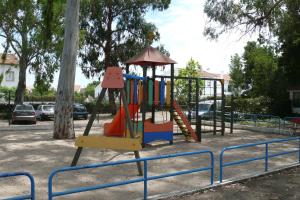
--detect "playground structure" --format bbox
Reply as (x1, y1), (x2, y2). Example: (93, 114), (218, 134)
(71, 46), (226, 170)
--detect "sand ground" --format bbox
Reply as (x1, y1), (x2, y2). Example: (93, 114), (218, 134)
(0, 119), (299, 199)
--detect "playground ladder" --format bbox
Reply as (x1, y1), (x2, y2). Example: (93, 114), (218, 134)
(173, 101), (199, 142)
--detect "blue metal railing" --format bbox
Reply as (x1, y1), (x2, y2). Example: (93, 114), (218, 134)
(219, 137), (300, 182)
(48, 150), (214, 200)
(0, 172), (35, 200)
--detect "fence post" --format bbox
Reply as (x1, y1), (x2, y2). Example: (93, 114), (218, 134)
(219, 151), (224, 183)
(298, 138), (300, 163)
(265, 143), (269, 172)
(143, 160), (148, 200)
(210, 152), (214, 185)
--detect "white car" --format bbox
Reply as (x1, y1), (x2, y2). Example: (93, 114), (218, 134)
(36, 105), (55, 120)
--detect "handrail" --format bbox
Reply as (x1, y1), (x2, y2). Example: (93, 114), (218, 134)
(0, 172), (35, 200)
(48, 150), (214, 200)
(219, 137), (300, 182)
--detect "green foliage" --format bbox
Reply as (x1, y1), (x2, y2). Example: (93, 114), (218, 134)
(0, 0), (64, 103)
(84, 81), (100, 98)
(229, 54), (244, 96)
(234, 96), (271, 114)
(175, 58), (203, 104)
(0, 86), (16, 101)
(243, 42), (278, 97)
(79, 0), (171, 77)
(203, 0), (284, 39)
(32, 74), (52, 97)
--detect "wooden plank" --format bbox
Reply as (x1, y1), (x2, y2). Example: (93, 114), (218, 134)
(75, 135), (142, 151)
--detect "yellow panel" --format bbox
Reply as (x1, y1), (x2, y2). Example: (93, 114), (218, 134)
(126, 129), (143, 142)
(75, 135), (142, 151)
(166, 81), (171, 106)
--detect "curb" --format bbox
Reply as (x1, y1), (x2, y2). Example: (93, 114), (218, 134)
(149, 163), (300, 200)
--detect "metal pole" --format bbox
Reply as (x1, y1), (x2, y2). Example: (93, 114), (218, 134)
(143, 160), (148, 200)
(265, 143), (269, 172)
(188, 79), (192, 122)
(170, 64), (174, 121)
(230, 95), (234, 134)
(152, 66), (155, 123)
(142, 67), (147, 147)
(213, 80), (217, 135)
(221, 80), (225, 136)
(196, 79), (200, 141)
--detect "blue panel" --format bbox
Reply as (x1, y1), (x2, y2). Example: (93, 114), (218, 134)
(160, 80), (165, 106)
(143, 131), (173, 144)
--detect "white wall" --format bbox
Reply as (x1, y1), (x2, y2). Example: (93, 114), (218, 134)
(0, 64), (19, 88)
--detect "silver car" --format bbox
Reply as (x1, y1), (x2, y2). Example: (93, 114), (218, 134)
(12, 104), (36, 124)
(36, 105), (55, 120)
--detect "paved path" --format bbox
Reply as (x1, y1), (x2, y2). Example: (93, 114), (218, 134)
(167, 166), (300, 200)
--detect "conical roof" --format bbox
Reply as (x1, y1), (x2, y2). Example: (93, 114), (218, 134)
(125, 46), (176, 67)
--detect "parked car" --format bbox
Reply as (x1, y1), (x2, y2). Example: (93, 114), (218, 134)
(185, 100), (222, 119)
(36, 104), (55, 120)
(12, 104), (36, 124)
(73, 104), (88, 120)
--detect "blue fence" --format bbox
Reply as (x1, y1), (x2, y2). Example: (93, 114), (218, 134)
(0, 172), (35, 200)
(48, 150), (214, 200)
(219, 137), (300, 182)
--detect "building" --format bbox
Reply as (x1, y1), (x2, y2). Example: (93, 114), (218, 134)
(199, 70), (231, 97)
(288, 86), (300, 114)
(0, 54), (19, 88)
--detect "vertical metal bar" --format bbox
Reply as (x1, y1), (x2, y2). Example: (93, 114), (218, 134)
(213, 81), (217, 135)
(219, 150), (224, 183)
(142, 68), (147, 147)
(48, 174), (53, 200)
(170, 64), (174, 121)
(210, 152), (214, 185)
(126, 64), (129, 74)
(188, 79), (192, 122)
(221, 80), (225, 136)
(143, 160), (148, 200)
(120, 89), (143, 176)
(298, 138), (300, 163)
(152, 66), (155, 123)
(265, 143), (269, 172)
(196, 79), (200, 141)
(230, 95), (234, 134)
(71, 88), (107, 166)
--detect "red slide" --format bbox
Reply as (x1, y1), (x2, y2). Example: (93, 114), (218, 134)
(104, 104), (139, 137)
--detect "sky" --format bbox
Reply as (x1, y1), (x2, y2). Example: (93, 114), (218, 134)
(2, 0), (257, 89)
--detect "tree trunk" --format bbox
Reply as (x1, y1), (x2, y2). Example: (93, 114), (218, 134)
(14, 56), (27, 104)
(53, 0), (80, 139)
(104, 3), (117, 115)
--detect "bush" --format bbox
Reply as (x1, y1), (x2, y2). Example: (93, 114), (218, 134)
(233, 96), (271, 114)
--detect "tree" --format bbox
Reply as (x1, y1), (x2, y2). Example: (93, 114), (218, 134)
(32, 74), (52, 100)
(0, 0), (63, 104)
(203, 0), (285, 39)
(229, 54), (244, 96)
(84, 81), (100, 98)
(53, 0), (80, 139)
(79, 0), (171, 113)
(242, 42), (278, 97)
(175, 58), (203, 103)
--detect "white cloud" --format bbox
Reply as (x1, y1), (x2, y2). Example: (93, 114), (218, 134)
(146, 0), (257, 73)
